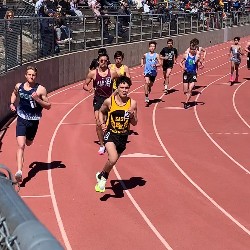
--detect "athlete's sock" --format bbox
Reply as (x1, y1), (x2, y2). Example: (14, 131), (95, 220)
(98, 171), (109, 180)
(145, 94), (148, 98)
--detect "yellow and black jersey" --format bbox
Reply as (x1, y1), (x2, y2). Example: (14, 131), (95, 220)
(106, 95), (131, 134)
(110, 64), (125, 91)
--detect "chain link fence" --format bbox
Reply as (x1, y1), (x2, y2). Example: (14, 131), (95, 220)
(0, 11), (249, 74)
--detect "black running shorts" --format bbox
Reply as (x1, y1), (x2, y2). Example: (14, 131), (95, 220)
(162, 62), (174, 71)
(104, 132), (128, 154)
(183, 71), (197, 83)
(16, 116), (39, 141)
(144, 73), (156, 83)
(93, 95), (107, 112)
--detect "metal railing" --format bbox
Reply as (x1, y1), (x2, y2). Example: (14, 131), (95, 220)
(0, 11), (249, 74)
(0, 164), (63, 250)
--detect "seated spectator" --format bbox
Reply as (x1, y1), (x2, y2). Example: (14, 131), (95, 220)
(100, 9), (114, 44)
(88, 0), (101, 18)
(54, 12), (72, 44)
(70, 0), (84, 20)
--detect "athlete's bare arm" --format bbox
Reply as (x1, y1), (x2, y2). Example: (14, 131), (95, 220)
(83, 70), (95, 93)
(33, 86), (51, 110)
(200, 47), (207, 60)
(99, 97), (111, 131)
(141, 53), (146, 67)
(124, 65), (131, 78)
(156, 54), (161, 67)
(179, 54), (187, 70)
(10, 83), (22, 112)
(245, 42), (250, 53)
(128, 99), (138, 126)
(111, 69), (119, 80)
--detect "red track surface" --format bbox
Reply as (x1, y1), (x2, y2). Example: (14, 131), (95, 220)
(1, 37), (250, 250)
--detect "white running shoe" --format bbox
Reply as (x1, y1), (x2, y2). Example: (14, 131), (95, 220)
(98, 146), (105, 155)
(95, 172), (107, 192)
(15, 170), (22, 183)
(145, 97), (149, 103)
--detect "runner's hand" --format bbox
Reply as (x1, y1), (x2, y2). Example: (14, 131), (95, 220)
(88, 87), (94, 93)
(31, 92), (39, 101)
(127, 109), (135, 119)
(10, 103), (16, 112)
(101, 123), (107, 132)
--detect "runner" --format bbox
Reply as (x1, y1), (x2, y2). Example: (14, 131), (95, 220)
(160, 38), (178, 94)
(109, 50), (130, 92)
(245, 40), (250, 70)
(89, 48), (109, 71)
(141, 41), (161, 106)
(83, 54), (118, 155)
(229, 36), (243, 84)
(95, 76), (138, 193)
(186, 38), (206, 67)
(180, 45), (200, 109)
(10, 65), (51, 182)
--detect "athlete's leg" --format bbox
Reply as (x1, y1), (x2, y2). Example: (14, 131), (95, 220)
(144, 76), (150, 103)
(186, 82), (195, 104)
(94, 110), (105, 153)
(95, 141), (120, 192)
(15, 136), (26, 182)
(164, 68), (172, 93)
(235, 63), (239, 81)
(230, 61), (235, 81)
(103, 141), (120, 174)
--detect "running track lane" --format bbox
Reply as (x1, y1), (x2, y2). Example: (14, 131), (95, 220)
(1, 37), (250, 249)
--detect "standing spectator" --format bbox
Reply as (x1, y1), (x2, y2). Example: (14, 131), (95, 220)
(117, 0), (130, 41)
(4, 10), (19, 69)
(40, 9), (55, 56)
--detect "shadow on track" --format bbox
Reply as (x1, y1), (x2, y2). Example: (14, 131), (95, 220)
(100, 177), (146, 201)
(20, 161), (66, 187)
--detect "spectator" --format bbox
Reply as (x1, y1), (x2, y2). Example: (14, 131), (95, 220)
(4, 10), (20, 69)
(117, 0), (130, 41)
(100, 9), (114, 45)
(40, 9), (55, 56)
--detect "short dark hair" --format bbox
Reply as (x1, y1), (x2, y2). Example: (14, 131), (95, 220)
(116, 76), (132, 88)
(234, 36), (240, 41)
(149, 41), (157, 47)
(190, 38), (199, 46)
(26, 65), (37, 74)
(167, 39), (173, 44)
(97, 54), (109, 61)
(114, 51), (124, 59)
(98, 48), (107, 55)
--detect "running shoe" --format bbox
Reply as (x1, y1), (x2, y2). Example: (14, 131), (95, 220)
(15, 170), (22, 183)
(145, 97), (149, 103)
(95, 172), (107, 192)
(98, 146), (105, 155)
(184, 103), (189, 109)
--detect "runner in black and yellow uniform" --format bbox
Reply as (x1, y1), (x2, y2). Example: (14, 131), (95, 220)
(95, 76), (138, 192)
(109, 51), (130, 92)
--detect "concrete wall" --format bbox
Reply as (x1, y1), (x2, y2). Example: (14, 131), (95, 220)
(1, 24), (249, 123)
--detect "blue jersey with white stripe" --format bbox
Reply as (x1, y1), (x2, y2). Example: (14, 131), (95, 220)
(17, 83), (43, 120)
(144, 52), (158, 76)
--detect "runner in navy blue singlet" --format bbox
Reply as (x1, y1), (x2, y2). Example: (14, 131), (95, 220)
(84, 54), (119, 155)
(10, 66), (51, 182)
(180, 46), (200, 109)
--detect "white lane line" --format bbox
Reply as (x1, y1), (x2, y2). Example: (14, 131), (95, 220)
(21, 195), (51, 198)
(232, 80), (250, 129)
(47, 84), (174, 249)
(47, 93), (93, 250)
(208, 132), (249, 135)
(194, 68), (250, 175)
(113, 167), (173, 250)
(153, 78), (250, 238)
